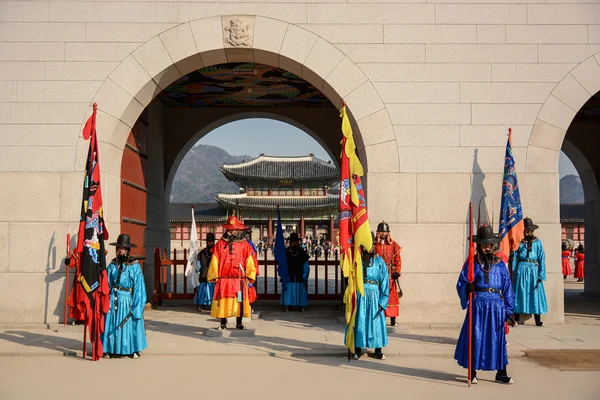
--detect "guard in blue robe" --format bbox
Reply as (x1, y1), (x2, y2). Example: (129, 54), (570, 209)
(194, 232), (216, 311)
(349, 240), (389, 360)
(281, 232), (310, 311)
(454, 224), (515, 384)
(101, 234), (148, 359)
(511, 217), (547, 326)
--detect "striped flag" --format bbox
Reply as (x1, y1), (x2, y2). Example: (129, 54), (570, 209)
(498, 128), (524, 262)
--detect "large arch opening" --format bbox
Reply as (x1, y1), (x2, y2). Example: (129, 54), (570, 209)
(82, 17), (396, 304)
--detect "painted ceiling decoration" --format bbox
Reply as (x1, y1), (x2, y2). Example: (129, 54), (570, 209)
(158, 63), (330, 107)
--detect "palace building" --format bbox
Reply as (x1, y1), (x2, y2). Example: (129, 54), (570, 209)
(170, 154), (339, 250)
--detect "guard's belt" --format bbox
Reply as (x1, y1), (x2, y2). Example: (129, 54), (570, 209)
(113, 286), (133, 293)
(475, 287), (502, 295)
(364, 280), (379, 285)
(521, 259), (539, 265)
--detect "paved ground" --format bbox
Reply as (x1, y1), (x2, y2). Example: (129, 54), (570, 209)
(0, 279), (598, 399)
(1, 355), (598, 400)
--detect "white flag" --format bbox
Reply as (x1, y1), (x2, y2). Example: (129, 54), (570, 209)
(184, 207), (200, 288)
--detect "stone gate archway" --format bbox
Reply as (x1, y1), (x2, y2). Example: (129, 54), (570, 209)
(528, 52), (600, 302)
(75, 15), (397, 297)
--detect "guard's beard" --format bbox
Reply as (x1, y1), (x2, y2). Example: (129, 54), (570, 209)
(478, 250), (493, 268)
(117, 252), (130, 263)
(228, 231), (243, 242)
(524, 233), (536, 241)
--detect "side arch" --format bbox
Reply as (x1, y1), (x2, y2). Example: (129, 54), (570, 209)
(528, 52), (600, 297)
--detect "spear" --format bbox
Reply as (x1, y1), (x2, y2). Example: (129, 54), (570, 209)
(64, 229), (70, 327)
(467, 202), (475, 387)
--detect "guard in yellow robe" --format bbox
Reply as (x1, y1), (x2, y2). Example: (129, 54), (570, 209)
(208, 215), (257, 330)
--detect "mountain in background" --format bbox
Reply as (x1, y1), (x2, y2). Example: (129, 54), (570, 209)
(560, 174), (584, 204)
(170, 144), (250, 203)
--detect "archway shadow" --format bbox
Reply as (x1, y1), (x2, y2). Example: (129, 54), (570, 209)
(0, 330), (83, 359)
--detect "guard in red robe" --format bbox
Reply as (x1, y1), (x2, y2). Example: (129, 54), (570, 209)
(374, 221), (402, 327)
(574, 244), (585, 282)
(561, 242), (572, 279)
(208, 215), (257, 330)
(245, 228), (260, 311)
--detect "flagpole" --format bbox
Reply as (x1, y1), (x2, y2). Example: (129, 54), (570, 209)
(467, 202), (474, 387)
(64, 231), (70, 327)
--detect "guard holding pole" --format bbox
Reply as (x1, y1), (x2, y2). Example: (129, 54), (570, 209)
(454, 221), (515, 385)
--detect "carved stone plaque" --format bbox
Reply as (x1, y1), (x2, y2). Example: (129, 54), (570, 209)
(222, 16), (255, 48)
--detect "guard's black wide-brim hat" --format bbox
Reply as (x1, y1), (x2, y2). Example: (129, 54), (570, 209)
(109, 233), (137, 248)
(472, 224), (501, 245)
(289, 232), (300, 242)
(523, 217), (539, 231)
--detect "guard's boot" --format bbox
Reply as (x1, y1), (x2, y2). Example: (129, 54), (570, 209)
(470, 370), (478, 384)
(236, 316), (244, 330)
(495, 370), (514, 384)
(219, 318), (227, 330)
(353, 347), (363, 360)
(374, 348), (386, 360)
(534, 314), (545, 327)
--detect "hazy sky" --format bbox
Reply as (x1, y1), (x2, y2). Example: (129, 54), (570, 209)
(198, 118), (333, 162)
(559, 151), (578, 178)
(196, 118), (579, 178)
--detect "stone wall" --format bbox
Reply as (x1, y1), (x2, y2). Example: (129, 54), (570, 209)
(2, 1), (600, 324)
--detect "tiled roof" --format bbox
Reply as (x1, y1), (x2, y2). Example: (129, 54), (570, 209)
(170, 202), (228, 223)
(560, 203), (585, 223)
(220, 154), (338, 183)
(215, 193), (338, 212)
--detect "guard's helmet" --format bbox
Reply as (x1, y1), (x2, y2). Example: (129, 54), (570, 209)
(377, 221), (390, 232)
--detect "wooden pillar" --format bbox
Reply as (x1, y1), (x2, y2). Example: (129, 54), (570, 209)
(180, 223), (184, 248)
(329, 216), (335, 244)
(313, 224), (318, 239)
(268, 216), (273, 244)
(300, 216), (305, 238)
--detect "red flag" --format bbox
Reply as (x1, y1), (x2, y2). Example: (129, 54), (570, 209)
(72, 103), (110, 361)
(339, 134), (353, 271)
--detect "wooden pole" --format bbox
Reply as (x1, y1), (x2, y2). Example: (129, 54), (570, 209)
(467, 202), (474, 387)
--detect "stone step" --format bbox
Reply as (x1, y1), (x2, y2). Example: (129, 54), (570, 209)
(225, 316), (252, 325)
(388, 325), (409, 334)
(205, 327), (256, 337)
